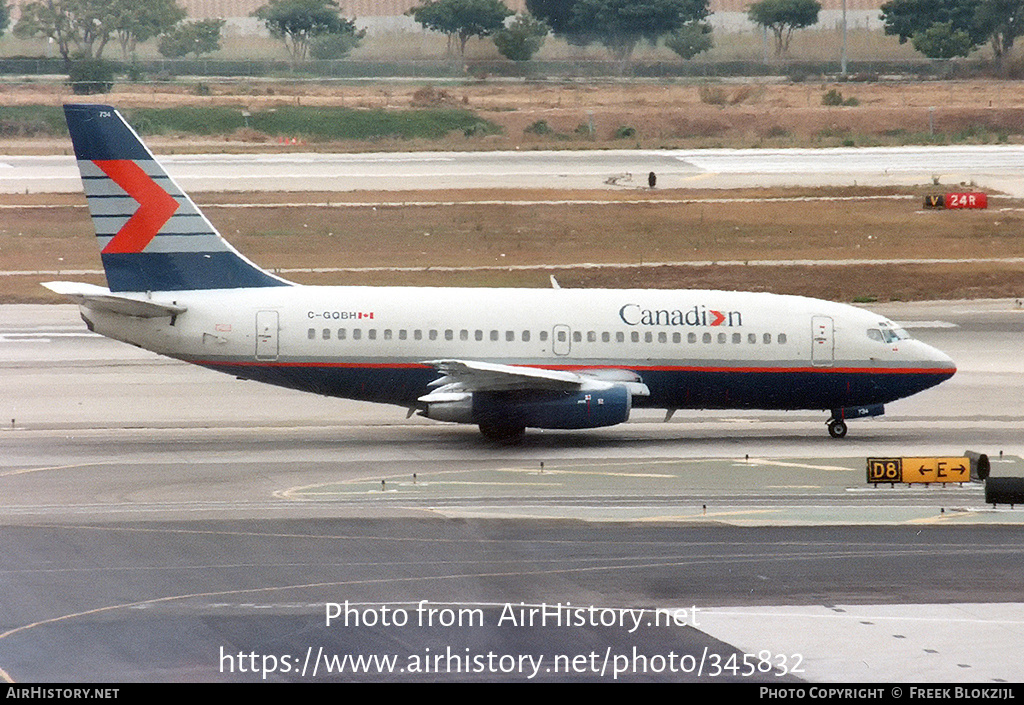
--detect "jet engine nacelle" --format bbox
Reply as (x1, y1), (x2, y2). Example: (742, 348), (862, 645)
(424, 386), (632, 430)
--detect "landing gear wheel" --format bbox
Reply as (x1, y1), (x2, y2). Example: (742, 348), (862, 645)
(479, 423), (526, 444)
(827, 419), (848, 439)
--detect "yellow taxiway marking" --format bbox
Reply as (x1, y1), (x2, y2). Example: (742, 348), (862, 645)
(0, 462), (108, 478)
(743, 459), (856, 472)
(495, 467), (675, 478)
(642, 509), (781, 522)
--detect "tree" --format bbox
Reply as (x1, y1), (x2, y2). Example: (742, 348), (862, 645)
(565, 0), (710, 62)
(408, 0), (513, 58)
(493, 13), (548, 61)
(525, 0), (578, 35)
(911, 20), (975, 58)
(879, 0), (984, 46)
(110, 0), (185, 60)
(309, 30), (362, 59)
(664, 20), (713, 59)
(0, 4), (10, 38)
(14, 0), (117, 65)
(880, 0), (1023, 66)
(974, 0), (1024, 68)
(254, 0), (363, 64)
(157, 19), (225, 59)
(747, 0), (821, 56)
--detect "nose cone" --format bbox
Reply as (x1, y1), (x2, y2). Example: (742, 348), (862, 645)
(922, 341), (956, 376)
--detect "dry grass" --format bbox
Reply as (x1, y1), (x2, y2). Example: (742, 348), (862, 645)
(3, 78), (1024, 153)
(4, 185), (1023, 303)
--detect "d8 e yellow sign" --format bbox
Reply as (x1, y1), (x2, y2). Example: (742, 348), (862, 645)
(867, 457), (970, 484)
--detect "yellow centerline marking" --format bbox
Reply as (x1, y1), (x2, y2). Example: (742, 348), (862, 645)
(0, 462), (109, 478)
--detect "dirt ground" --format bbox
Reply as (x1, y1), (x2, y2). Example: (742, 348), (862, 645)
(3, 185), (1022, 304)
(4, 78), (1024, 152)
(3, 79), (1023, 302)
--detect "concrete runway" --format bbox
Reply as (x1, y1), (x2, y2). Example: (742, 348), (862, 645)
(5, 146), (1024, 195)
(2, 301), (1023, 682)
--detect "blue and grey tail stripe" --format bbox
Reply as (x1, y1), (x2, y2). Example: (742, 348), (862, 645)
(65, 103), (293, 291)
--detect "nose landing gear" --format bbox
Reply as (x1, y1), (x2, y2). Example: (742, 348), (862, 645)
(827, 418), (848, 438)
(826, 404), (885, 438)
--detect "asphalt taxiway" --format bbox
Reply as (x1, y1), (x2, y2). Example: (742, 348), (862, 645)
(1, 301), (1023, 682)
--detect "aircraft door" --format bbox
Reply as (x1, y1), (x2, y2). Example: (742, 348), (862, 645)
(811, 315), (834, 367)
(256, 310), (279, 361)
(552, 324), (571, 356)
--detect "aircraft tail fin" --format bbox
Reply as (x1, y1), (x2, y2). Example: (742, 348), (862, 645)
(63, 104), (291, 292)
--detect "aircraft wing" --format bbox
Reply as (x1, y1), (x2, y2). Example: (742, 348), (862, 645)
(420, 359), (650, 399)
(42, 281), (187, 318)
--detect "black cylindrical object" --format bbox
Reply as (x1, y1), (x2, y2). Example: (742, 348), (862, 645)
(985, 477), (1024, 506)
(965, 451), (990, 481)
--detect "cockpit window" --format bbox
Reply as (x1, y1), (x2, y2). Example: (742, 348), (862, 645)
(870, 324), (911, 343)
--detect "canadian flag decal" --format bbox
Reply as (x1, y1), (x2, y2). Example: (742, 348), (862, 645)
(94, 160), (179, 254)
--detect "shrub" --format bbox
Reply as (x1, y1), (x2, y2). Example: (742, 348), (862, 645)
(524, 120), (553, 135)
(67, 58), (117, 95)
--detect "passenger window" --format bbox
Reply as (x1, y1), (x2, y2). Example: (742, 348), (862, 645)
(353, 329), (362, 340)
(672, 332), (680, 344)
(414, 330), (422, 340)
(703, 332), (711, 343)
(338, 329), (346, 340)
(573, 331), (582, 343)
(322, 329), (330, 340)
(733, 333), (741, 344)
(460, 330), (469, 341)
(779, 333), (787, 344)
(588, 331), (596, 343)
(631, 332), (640, 343)
(688, 332), (696, 343)
(430, 330), (438, 341)
(522, 330), (531, 342)
(540, 331), (548, 342)
(399, 330), (407, 340)
(474, 330), (482, 341)
(616, 332), (625, 343)
(307, 328), (315, 340)
(717, 332), (726, 344)
(658, 332), (667, 343)
(557, 331), (566, 342)
(505, 331), (514, 342)
(763, 333), (771, 344)
(748, 333), (756, 344)
(445, 329), (453, 341)
(383, 329), (392, 340)
(368, 330), (377, 340)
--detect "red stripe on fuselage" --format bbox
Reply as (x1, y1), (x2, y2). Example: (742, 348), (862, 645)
(187, 360), (954, 376)
(94, 160), (179, 254)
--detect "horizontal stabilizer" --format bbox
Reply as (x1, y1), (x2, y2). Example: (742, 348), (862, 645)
(42, 281), (186, 318)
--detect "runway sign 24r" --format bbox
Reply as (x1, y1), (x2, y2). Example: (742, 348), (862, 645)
(866, 457), (970, 484)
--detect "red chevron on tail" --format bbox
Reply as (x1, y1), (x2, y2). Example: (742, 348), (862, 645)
(94, 159), (179, 254)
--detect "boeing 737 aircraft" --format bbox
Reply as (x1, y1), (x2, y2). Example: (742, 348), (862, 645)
(46, 104), (956, 441)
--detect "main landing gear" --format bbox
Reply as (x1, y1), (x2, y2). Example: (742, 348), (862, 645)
(479, 423), (526, 444)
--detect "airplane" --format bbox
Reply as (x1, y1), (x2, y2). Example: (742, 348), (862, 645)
(45, 104), (956, 442)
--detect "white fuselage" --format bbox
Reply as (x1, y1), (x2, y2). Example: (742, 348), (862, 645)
(80, 284), (956, 413)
